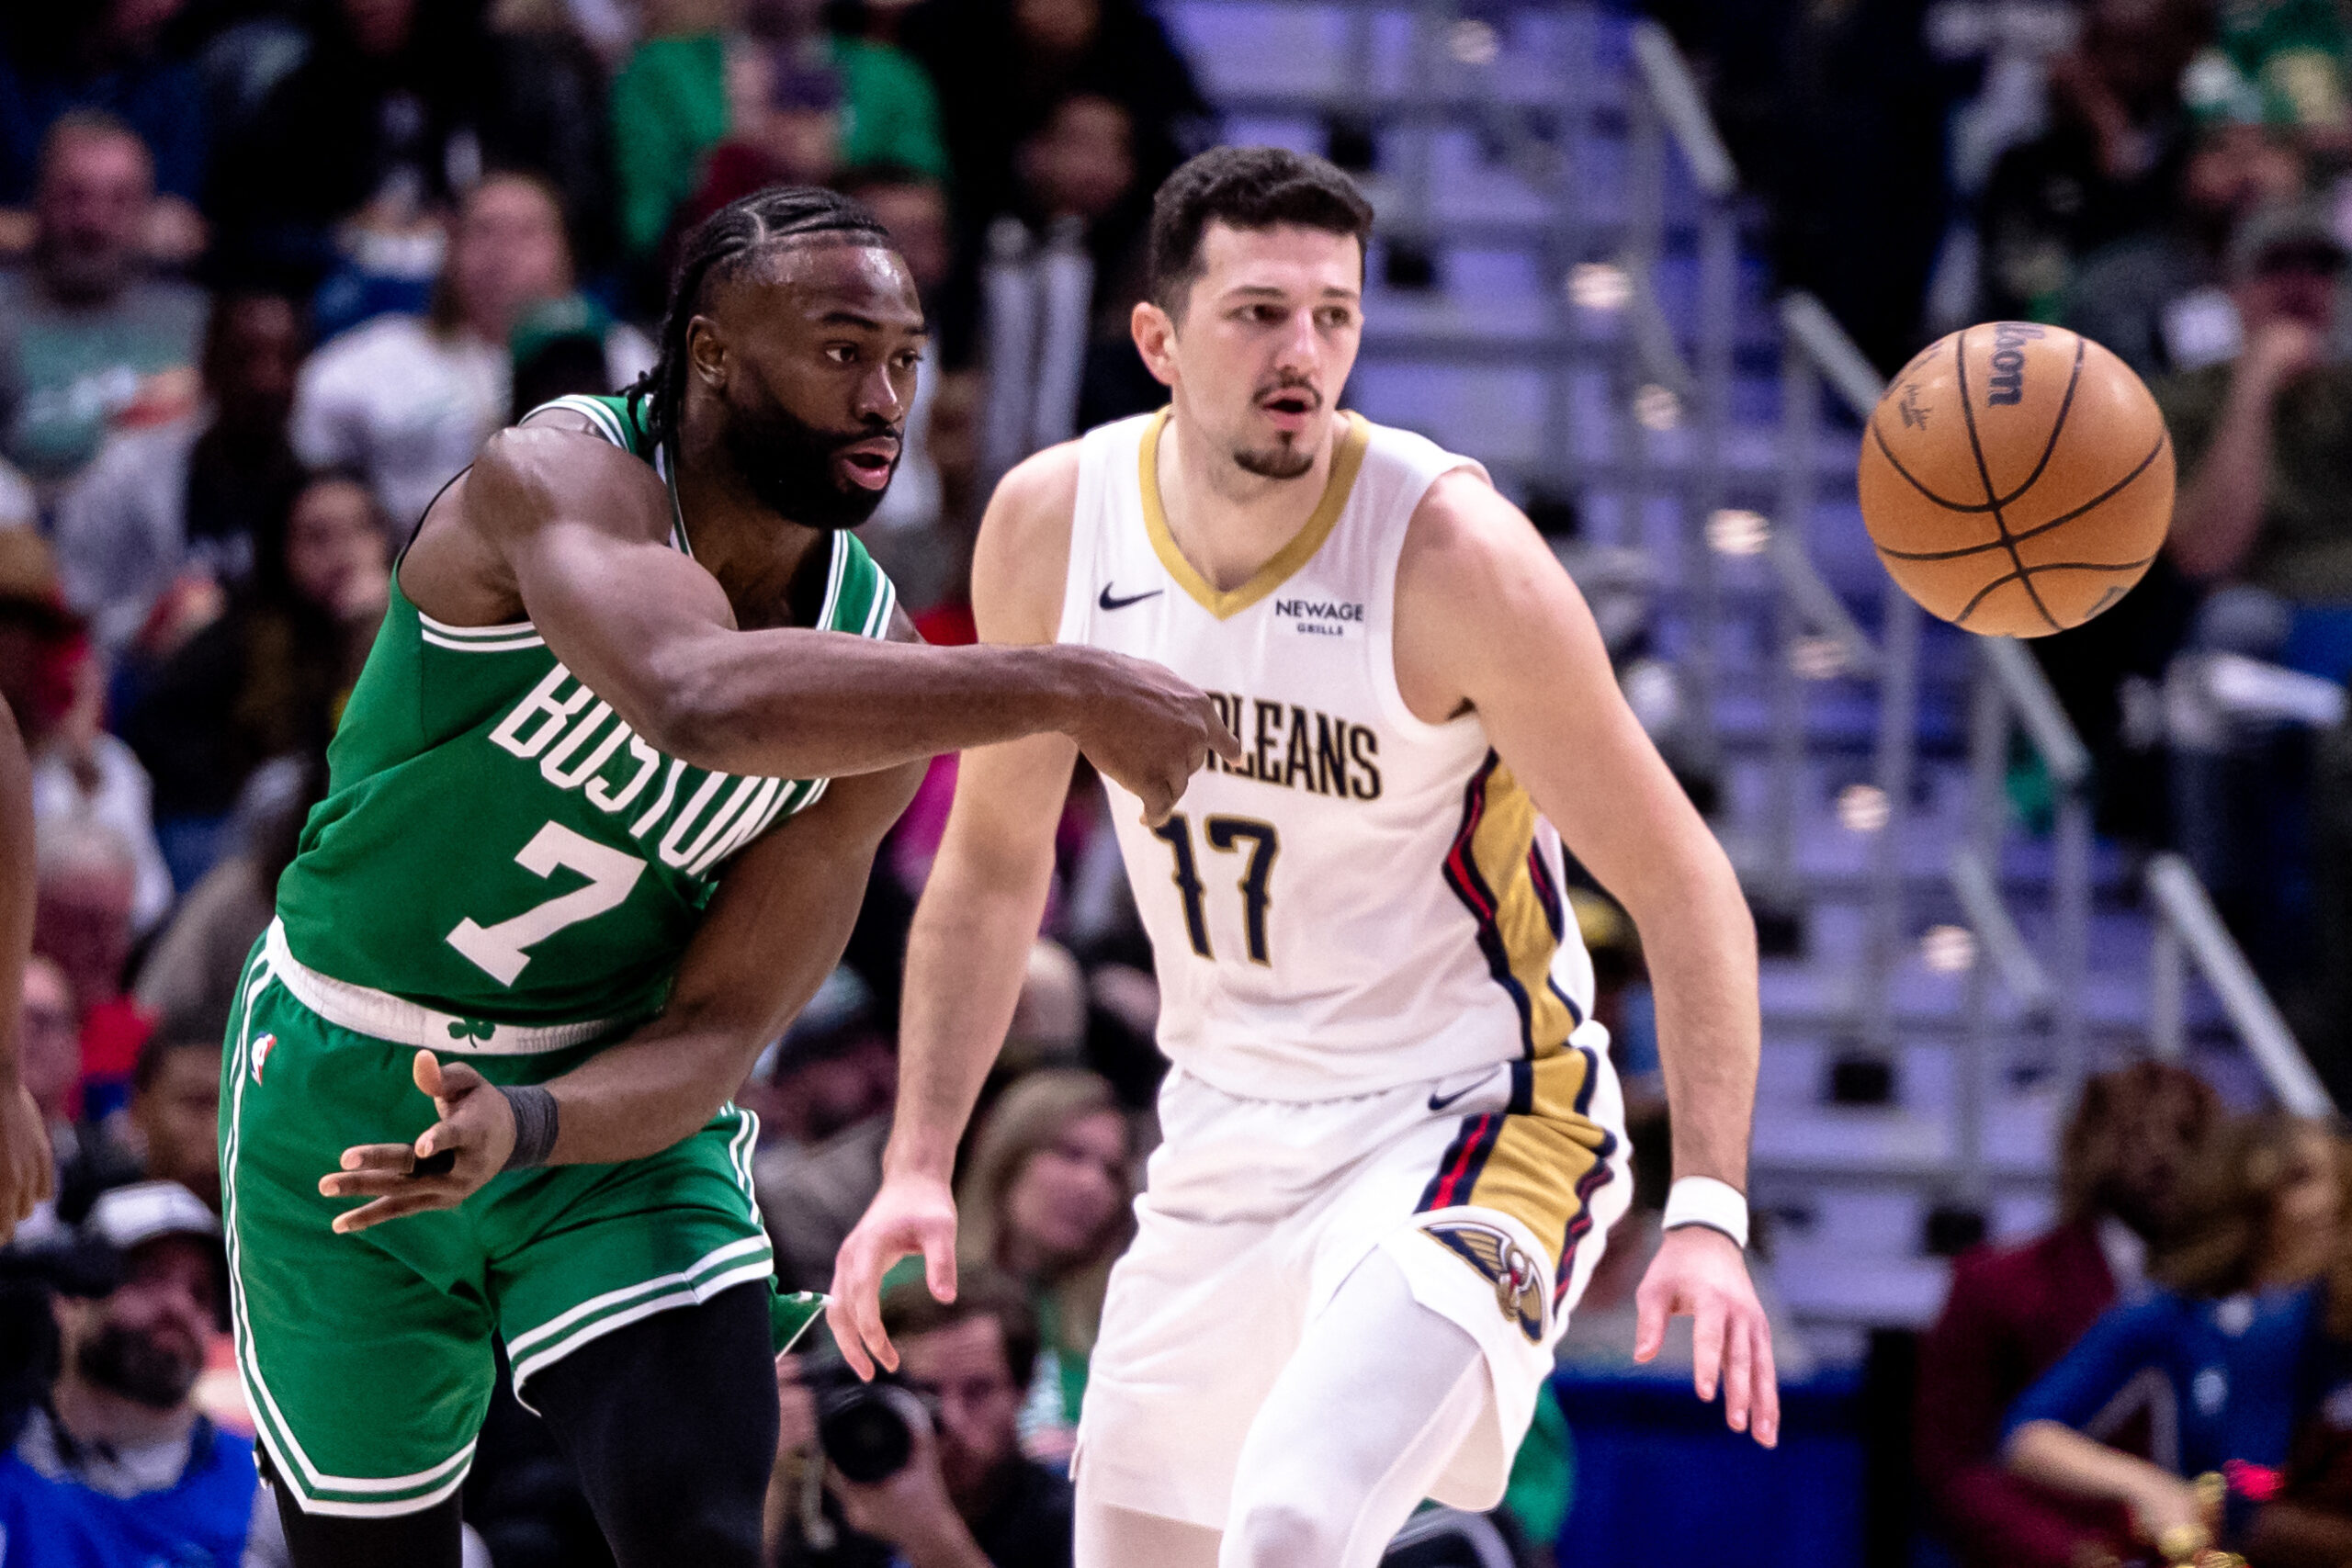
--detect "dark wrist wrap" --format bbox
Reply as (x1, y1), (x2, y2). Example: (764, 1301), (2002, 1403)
(499, 1085), (560, 1170)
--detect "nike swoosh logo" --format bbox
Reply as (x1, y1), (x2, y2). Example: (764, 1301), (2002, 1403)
(1428, 1080), (1487, 1112)
(1098, 585), (1164, 612)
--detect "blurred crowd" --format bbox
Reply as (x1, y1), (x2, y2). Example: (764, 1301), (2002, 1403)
(12, 0), (2352, 1565)
(1662, 0), (2352, 1103)
(0, 0), (1225, 1562)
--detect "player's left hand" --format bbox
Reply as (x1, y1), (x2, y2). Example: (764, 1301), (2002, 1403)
(320, 1052), (515, 1233)
(1634, 1224), (1780, 1448)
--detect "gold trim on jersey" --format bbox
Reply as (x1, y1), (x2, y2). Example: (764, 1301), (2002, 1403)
(1442, 752), (1581, 1059)
(1418, 1051), (1618, 1313)
(1136, 406), (1372, 620)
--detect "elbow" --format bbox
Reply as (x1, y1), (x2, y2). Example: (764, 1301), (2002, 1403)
(639, 682), (729, 772)
(634, 651), (763, 773)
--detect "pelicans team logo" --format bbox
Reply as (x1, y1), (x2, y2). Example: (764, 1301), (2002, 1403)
(1427, 1220), (1546, 1342)
(250, 1033), (276, 1086)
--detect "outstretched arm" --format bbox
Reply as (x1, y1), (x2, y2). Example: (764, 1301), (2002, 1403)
(446, 424), (1235, 820)
(320, 711), (928, 1232)
(2002, 1301), (2209, 1551)
(1396, 470), (1774, 1445)
(0, 696), (52, 1242)
(2005, 1423), (2206, 1550)
(827, 445), (1087, 1378)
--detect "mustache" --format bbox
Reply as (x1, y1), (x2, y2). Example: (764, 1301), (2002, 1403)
(820, 416), (904, 448)
(1252, 375), (1322, 410)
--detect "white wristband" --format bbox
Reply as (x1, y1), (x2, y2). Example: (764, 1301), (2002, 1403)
(1662, 1177), (1749, 1250)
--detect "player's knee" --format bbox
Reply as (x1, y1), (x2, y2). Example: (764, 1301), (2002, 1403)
(1225, 1494), (1347, 1568)
(605, 1494), (761, 1568)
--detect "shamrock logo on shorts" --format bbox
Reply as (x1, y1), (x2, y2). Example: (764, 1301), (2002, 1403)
(447, 1018), (497, 1043)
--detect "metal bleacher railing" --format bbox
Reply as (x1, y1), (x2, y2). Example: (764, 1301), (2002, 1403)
(1619, 16), (2332, 1181)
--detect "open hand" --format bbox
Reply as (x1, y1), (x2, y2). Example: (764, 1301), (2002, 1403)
(827, 1170), (959, 1380)
(319, 1052), (515, 1233)
(1634, 1224), (1780, 1447)
(0, 1080), (53, 1245)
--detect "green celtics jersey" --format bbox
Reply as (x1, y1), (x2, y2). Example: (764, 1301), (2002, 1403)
(273, 393), (899, 1028)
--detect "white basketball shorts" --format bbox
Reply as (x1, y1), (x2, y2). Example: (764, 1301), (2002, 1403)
(1071, 1035), (1632, 1529)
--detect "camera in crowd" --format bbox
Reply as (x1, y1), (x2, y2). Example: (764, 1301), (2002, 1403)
(799, 1359), (934, 1483)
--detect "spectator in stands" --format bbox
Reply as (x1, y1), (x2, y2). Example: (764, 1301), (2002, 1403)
(2004, 1113), (2349, 1561)
(507, 294), (627, 422)
(0, 5), (209, 267)
(33, 818), (153, 1123)
(0, 112), (203, 492)
(291, 174), (643, 533)
(673, 51), (852, 235)
(609, 0), (948, 280)
(1916, 1061), (2221, 1568)
(61, 1016), (221, 1221)
(478, 0), (625, 276)
(2163, 199), (2352, 608)
(2156, 198), (2352, 966)
(205, 0), (492, 290)
(2033, 115), (2306, 851)
(956, 1068), (1132, 1456)
(753, 967), (899, 1294)
(1, 530), (174, 933)
(899, 0), (1208, 366)
(2196, 0), (2352, 156)
(2248, 1393), (2352, 1566)
(1975, 0), (2209, 323)
(53, 289), (308, 657)
(2064, 115), (2306, 382)
(1017, 92), (1165, 430)
(17, 955), (81, 1210)
(120, 471), (387, 884)
(135, 755), (319, 1031)
(0, 1180), (256, 1568)
(773, 1267), (1073, 1566)
(836, 164), (972, 610)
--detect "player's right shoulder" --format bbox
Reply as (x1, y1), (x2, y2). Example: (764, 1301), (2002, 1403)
(971, 440), (1083, 645)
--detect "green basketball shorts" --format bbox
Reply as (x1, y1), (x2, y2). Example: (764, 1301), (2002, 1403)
(219, 930), (792, 1517)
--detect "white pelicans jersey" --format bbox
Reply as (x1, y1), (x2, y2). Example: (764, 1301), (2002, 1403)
(1057, 408), (1602, 1101)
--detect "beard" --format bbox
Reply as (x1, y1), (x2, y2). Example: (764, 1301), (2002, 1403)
(1233, 440), (1317, 480)
(721, 389), (899, 532)
(1232, 373), (1323, 480)
(78, 1322), (201, 1411)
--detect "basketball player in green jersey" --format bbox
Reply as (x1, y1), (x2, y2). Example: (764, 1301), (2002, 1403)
(217, 188), (1237, 1568)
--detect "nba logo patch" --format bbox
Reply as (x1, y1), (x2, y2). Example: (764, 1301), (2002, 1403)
(1426, 1219), (1546, 1343)
(251, 1034), (276, 1085)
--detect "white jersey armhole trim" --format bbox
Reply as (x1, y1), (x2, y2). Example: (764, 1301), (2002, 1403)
(1055, 430), (1118, 646)
(1366, 449), (1492, 743)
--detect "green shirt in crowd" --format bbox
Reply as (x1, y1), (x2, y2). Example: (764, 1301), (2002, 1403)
(610, 32), (951, 260)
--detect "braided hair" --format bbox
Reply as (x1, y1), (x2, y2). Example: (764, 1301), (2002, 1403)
(626, 186), (893, 454)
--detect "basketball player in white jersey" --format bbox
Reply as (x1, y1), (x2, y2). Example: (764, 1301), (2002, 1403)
(831, 147), (1775, 1566)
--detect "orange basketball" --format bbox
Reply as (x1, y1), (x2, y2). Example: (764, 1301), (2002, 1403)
(1857, 322), (2174, 637)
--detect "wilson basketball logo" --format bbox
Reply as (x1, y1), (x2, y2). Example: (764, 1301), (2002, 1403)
(1984, 321), (2042, 406)
(1857, 323), (2175, 638)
